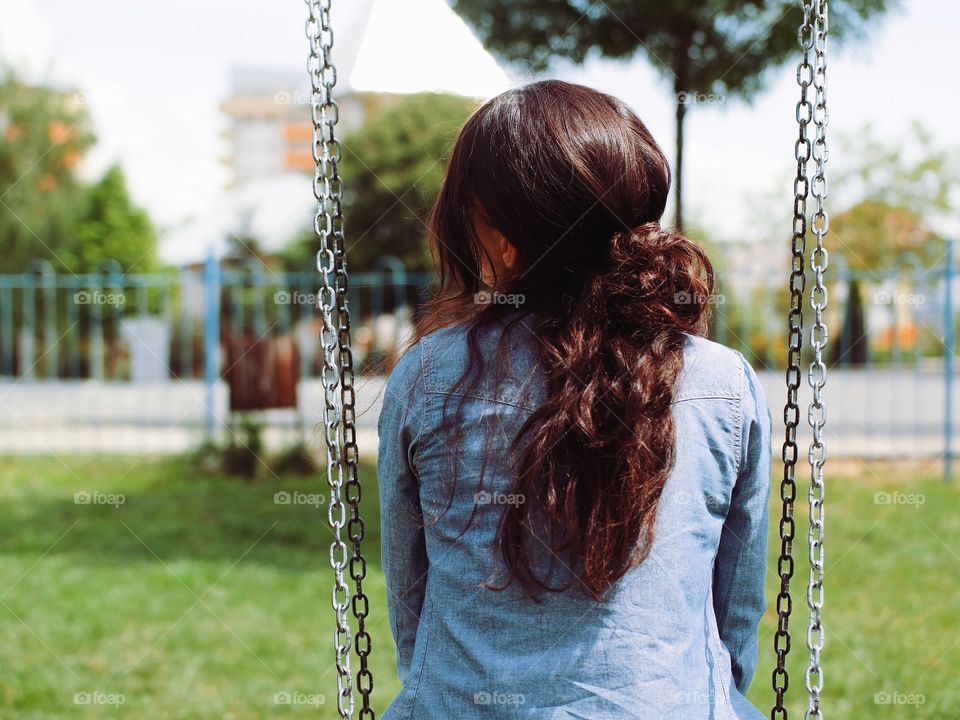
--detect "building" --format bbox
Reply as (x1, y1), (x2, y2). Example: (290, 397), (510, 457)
(219, 0), (512, 189)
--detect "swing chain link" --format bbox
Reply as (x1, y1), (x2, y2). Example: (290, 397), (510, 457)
(326, 11), (376, 717)
(306, 1), (375, 717)
(805, 1), (829, 718)
(771, 2), (814, 718)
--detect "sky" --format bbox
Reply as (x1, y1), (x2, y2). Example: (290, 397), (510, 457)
(0, 0), (956, 265)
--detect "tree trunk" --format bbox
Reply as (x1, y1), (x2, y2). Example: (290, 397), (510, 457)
(672, 37), (691, 233)
(674, 86), (686, 232)
(833, 277), (868, 367)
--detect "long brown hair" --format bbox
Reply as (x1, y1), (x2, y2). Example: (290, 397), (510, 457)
(412, 80), (714, 602)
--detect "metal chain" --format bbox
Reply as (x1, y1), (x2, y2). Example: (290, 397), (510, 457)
(306, 1), (354, 717)
(771, 3), (813, 718)
(804, 1), (829, 718)
(338, 246), (377, 719)
(330, 48), (377, 720)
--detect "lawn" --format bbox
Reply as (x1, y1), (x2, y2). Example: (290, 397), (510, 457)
(0, 455), (957, 718)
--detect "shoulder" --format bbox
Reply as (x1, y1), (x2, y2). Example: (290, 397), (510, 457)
(675, 333), (744, 400)
(418, 321), (471, 361)
(675, 332), (752, 403)
(676, 333), (772, 440)
(384, 338), (426, 399)
(407, 316), (543, 409)
(675, 334), (772, 472)
(385, 321), (498, 395)
(384, 321), (474, 395)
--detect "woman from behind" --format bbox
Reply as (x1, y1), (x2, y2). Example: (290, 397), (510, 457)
(378, 79), (773, 720)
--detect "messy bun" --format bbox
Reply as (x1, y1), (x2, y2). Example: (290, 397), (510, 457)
(593, 221), (713, 336)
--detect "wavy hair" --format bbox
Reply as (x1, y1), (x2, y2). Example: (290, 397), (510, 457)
(411, 80), (714, 601)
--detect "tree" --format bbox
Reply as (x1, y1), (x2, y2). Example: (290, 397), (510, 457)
(59, 164), (159, 274)
(281, 92), (478, 274)
(450, 0), (895, 230)
(831, 200), (934, 271)
(830, 121), (959, 272)
(828, 123), (959, 365)
(0, 72), (95, 273)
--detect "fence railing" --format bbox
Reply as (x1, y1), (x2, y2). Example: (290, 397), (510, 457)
(0, 255), (431, 383)
(0, 248), (957, 470)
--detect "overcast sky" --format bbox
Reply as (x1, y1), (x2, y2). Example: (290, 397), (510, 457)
(0, 0), (956, 264)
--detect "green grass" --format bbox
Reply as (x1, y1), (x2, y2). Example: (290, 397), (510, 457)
(0, 456), (957, 718)
(750, 463), (960, 719)
(0, 456), (398, 719)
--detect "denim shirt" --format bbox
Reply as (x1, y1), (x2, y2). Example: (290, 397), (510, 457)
(377, 317), (773, 719)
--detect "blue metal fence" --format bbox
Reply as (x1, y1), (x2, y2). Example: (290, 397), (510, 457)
(0, 256), (432, 383)
(0, 250), (956, 471)
(0, 254), (432, 455)
(709, 242), (958, 477)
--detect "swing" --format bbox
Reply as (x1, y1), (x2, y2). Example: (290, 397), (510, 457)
(771, 2), (830, 719)
(304, 1), (832, 718)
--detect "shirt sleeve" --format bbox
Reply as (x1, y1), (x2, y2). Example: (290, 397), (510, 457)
(377, 341), (429, 685)
(712, 352), (773, 694)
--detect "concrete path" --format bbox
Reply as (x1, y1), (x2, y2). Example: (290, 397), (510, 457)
(0, 369), (955, 461)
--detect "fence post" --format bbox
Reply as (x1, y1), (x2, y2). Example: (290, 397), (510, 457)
(0, 284), (12, 376)
(945, 238), (955, 484)
(27, 260), (57, 378)
(204, 248), (221, 442)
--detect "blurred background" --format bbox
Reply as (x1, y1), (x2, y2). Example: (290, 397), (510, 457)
(0, 0), (958, 718)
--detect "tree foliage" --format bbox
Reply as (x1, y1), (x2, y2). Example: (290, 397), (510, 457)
(451, 0), (896, 228)
(826, 123), (958, 366)
(0, 72), (95, 273)
(831, 200), (932, 271)
(453, 0), (893, 92)
(831, 122), (959, 270)
(59, 164), (159, 274)
(282, 92), (478, 274)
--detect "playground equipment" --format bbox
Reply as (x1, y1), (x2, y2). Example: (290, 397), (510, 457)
(306, 1), (835, 717)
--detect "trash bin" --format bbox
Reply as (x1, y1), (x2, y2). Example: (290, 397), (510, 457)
(223, 334), (299, 411)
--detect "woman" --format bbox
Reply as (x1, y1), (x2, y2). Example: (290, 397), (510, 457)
(377, 79), (772, 720)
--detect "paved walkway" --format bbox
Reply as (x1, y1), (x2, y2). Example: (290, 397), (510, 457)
(0, 369), (955, 460)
